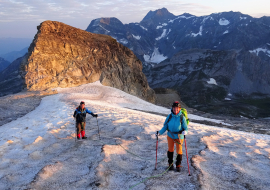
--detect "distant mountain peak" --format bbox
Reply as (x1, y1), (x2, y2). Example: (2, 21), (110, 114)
(181, 13), (194, 17)
(86, 17), (124, 33)
(141, 7), (175, 22)
(99, 17), (123, 25)
(156, 8), (170, 16)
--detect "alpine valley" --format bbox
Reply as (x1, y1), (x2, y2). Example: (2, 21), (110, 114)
(86, 8), (270, 118)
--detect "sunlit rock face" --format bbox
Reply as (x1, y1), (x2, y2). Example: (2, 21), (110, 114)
(0, 21), (155, 103)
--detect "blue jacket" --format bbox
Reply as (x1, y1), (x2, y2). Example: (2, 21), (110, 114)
(159, 110), (188, 139)
(73, 107), (93, 122)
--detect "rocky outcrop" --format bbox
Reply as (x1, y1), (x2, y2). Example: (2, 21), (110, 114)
(0, 21), (155, 103)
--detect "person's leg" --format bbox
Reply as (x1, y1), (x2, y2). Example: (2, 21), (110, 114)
(167, 136), (175, 170)
(175, 139), (184, 172)
(81, 122), (87, 139)
(77, 123), (82, 139)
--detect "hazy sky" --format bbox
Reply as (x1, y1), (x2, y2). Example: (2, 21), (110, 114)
(0, 0), (269, 38)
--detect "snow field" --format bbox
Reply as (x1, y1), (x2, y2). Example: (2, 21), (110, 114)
(190, 26), (203, 37)
(0, 81), (270, 189)
(249, 48), (270, 57)
(192, 124), (270, 189)
(219, 18), (230, 25)
(207, 78), (218, 85)
(143, 48), (167, 63)
(132, 34), (141, 40)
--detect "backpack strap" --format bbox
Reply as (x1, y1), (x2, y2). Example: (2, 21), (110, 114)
(165, 114), (172, 131)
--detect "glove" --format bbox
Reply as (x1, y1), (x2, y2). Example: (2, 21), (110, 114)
(155, 131), (159, 137)
(94, 114), (98, 118)
(182, 131), (188, 135)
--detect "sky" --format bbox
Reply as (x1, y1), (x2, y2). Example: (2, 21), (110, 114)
(0, 0), (270, 39)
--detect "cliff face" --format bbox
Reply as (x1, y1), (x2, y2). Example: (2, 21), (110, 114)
(0, 21), (155, 102)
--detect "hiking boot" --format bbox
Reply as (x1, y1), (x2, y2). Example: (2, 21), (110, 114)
(77, 137), (80, 140)
(176, 165), (182, 172)
(168, 163), (174, 171)
(176, 154), (182, 167)
(82, 137), (87, 139)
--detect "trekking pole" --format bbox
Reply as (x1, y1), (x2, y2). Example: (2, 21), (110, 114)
(74, 120), (77, 142)
(155, 131), (158, 170)
(184, 135), (191, 176)
(96, 117), (100, 140)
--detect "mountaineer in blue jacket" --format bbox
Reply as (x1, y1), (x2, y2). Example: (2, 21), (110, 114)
(157, 101), (188, 172)
(73, 101), (98, 139)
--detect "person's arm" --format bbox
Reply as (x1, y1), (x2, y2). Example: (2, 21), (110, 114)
(73, 110), (77, 118)
(85, 108), (92, 115)
(159, 115), (170, 135)
(181, 116), (188, 135)
(86, 109), (98, 117)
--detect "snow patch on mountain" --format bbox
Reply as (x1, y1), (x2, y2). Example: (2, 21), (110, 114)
(156, 23), (168, 29)
(143, 48), (167, 63)
(202, 16), (213, 24)
(240, 16), (247, 20)
(249, 48), (270, 57)
(99, 24), (110, 33)
(219, 18), (230, 25)
(119, 39), (128, 44)
(140, 25), (148, 31)
(207, 78), (218, 85)
(191, 26), (203, 37)
(132, 34), (141, 40)
(155, 29), (170, 40)
(169, 15), (194, 23)
(223, 30), (229, 34)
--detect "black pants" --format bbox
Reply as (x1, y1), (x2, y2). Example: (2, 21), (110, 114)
(76, 122), (85, 137)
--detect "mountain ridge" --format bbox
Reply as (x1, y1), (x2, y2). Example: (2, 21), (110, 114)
(0, 57), (10, 72)
(86, 8), (270, 64)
